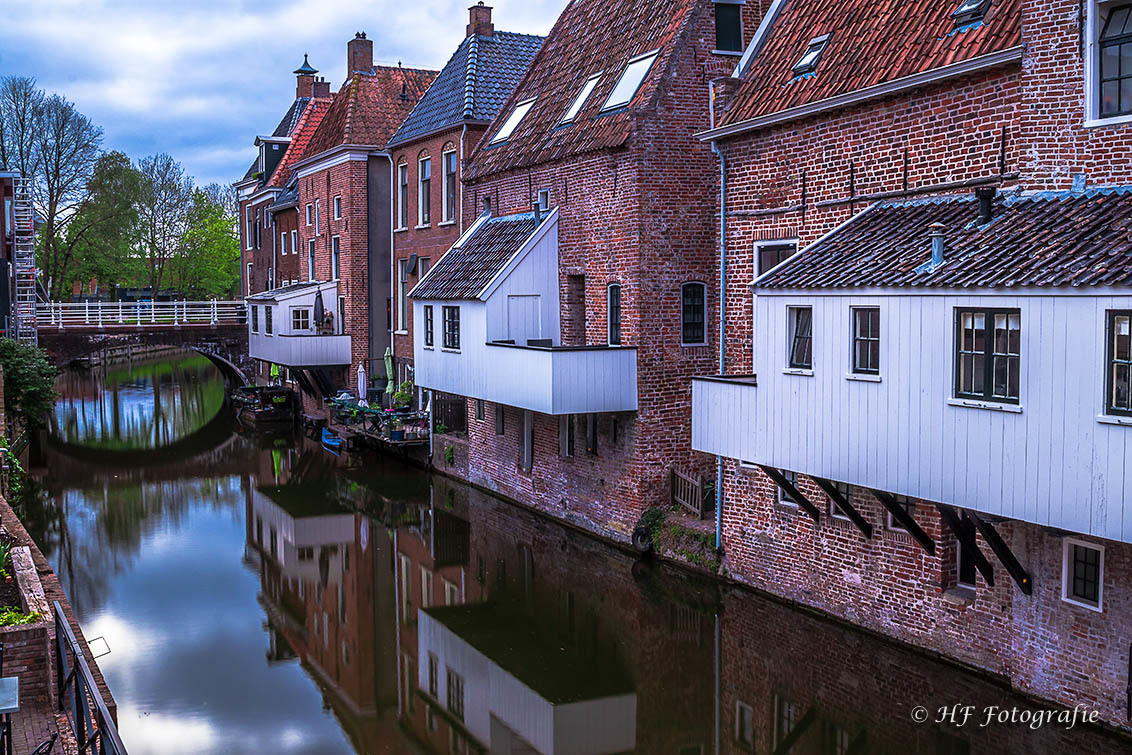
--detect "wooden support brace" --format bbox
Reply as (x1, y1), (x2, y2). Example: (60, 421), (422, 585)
(970, 512), (1033, 595)
(771, 707), (816, 755)
(937, 504), (995, 587)
(869, 489), (935, 556)
(812, 477), (873, 539)
(758, 465), (821, 523)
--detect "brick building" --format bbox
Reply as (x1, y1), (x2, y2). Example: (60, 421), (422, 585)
(385, 4), (542, 390)
(411, 0), (767, 538)
(241, 35), (435, 399)
(692, 0), (1132, 731)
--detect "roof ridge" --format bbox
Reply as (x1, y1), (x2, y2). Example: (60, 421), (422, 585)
(464, 34), (480, 120)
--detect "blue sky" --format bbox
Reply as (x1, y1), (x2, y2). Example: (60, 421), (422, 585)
(0, 0), (561, 187)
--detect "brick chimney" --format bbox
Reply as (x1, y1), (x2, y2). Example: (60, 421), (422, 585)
(348, 32), (373, 74)
(467, 2), (494, 37)
(294, 54), (318, 99)
(312, 77), (331, 98)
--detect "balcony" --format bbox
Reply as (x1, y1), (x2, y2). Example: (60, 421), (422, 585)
(416, 339), (638, 415)
(690, 375), (758, 461)
(249, 331), (352, 367)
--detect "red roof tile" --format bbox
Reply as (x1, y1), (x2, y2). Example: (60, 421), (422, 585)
(302, 65), (436, 160)
(719, 0), (1021, 128)
(464, 0), (702, 181)
(268, 97), (332, 188)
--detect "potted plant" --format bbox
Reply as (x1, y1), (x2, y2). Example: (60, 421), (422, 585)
(390, 416), (405, 442)
(392, 379), (414, 410)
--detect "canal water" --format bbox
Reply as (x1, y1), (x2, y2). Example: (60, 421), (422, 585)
(25, 349), (1132, 754)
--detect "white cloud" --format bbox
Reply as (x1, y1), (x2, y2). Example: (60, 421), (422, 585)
(1, 0), (564, 186)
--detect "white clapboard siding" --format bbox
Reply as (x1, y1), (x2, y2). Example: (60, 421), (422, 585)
(248, 331), (352, 366)
(693, 289), (1132, 543)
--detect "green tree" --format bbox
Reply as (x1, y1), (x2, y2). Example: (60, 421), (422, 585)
(167, 189), (240, 298)
(0, 339), (57, 429)
(63, 151), (144, 294)
(135, 153), (193, 294)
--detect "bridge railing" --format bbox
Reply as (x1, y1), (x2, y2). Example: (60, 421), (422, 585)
(38, 300), (246, 329)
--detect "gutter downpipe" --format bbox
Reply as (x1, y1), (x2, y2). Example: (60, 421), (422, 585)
(711, 139), (726, 553)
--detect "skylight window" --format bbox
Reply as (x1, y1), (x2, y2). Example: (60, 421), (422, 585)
(490, 98), (536, 144)
(952, 0), (991, 25)
(792, 34), (830, 76)
(601, 50), (660, 111)
(560, 73), (602, 125)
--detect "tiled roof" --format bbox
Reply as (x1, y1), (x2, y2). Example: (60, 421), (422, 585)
(463, 0), (700, 181)
(246, 280), (326, 301)
(272, 97), (310, 138)
(268, 97), (332, 188)
(410, 212), (539, 299)
(387, 31), (544, 148)
(719, 0), (1021, 128)
(756, 189), (1132, 289)
(237, 97), (311, 184)
(302, 66), (436, 160)
(267, 185), (299, 212)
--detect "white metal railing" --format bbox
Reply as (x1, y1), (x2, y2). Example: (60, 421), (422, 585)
(37, 300), (247, 329)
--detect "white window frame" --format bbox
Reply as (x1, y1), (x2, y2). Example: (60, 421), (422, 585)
(331, 235), (341, 280)
(1084, 1), (1132, 127)
(396, 163), (409, 230)
(490, 97), (536, 144)
(1062, 538), (1105, 612)
(279, 231), (286, 256)
(250, 304), (259, 333)
(786, 305), (814, 374)
(291, 230), (297, 258)
(307, 239), (316, 280)
(290, 306), (311, 332)
(734, 700), (754, 748)
(537, 188), (550, 211)
(886, 496), (916, 532)
(560, 73), (602, 125)
(418, 156), (431, 226)
(754, 238), (799, 277)
(306, 203), (313, 226)
(397, 258), (409, 332)
(849, 305), (882, 378)
(245, 262), (253, 295)
(314, 199), (320, 234)
(601, 50), (660, 112)
(442, 148), (457, 224)
(245, 207), (253, 249)
(828, 482), (853, 522)
(778, 470), (798, 507)
(333, 195), (342, 219)
(713, 0), (746, 55)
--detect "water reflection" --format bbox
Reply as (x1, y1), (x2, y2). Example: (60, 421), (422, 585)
(51, 349), (225, 450)
(31, 358), (1132, 754)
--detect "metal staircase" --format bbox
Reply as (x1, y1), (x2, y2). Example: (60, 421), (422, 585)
(11, 176), (37, 344)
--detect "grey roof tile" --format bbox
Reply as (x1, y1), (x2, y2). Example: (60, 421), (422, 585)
(387, 31), (544, 148)
(758, 189), (1132, 289)
(410, 212), (540, 299)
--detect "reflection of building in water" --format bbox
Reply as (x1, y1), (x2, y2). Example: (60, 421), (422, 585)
(245, 447), (400, 751)
(418, 603), (636, 754)
(394, 478), (716, 755)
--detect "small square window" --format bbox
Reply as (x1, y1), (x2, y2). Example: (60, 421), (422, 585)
(423, 305), (434, 347)
(442, 306), (460, 349)
(851, 307), (880, 375)
(955, 308), (1020, 403)
(778, 470), (799, 506)
(291, 307), (310, 331)
(333, 195), (342, 219)
(756, 241), (797, 275)
(787, 306), (813, 369)
(886, 495), (915, 532)
(828, 482), (853, 521)
(792, 34), (830, 76)
(1062, 539), (1104, 611)
(537, 188), (550, 211)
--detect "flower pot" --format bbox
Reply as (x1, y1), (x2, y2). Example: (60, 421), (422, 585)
(391, 429), (405, 442)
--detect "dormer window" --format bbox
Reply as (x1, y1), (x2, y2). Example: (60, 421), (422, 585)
(792, 35), (830, 76)
(560, 73), (602, 125)
(601, 50), (660, 112)
(490, 98), (536, 144)
(951, 0), (991, 26)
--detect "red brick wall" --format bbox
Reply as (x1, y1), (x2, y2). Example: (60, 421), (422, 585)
(452, 0), (753, 538)
(391, 124), (488, 377)
(297, 159), (372, 379)
(1019, 0), (1132, 189)
(274, 207), (301, 285)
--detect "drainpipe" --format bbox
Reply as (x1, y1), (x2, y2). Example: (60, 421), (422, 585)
(711, 140), (726, 552)
(459, 124), (468, 232)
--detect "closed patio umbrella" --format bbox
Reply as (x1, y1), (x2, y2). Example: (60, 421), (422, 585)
(313, 288), (325, 329)
(357, 363), (367, 402)
(384, 347), (395, 396)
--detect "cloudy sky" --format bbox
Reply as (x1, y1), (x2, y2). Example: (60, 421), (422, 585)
(0, 0), (562, 187)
